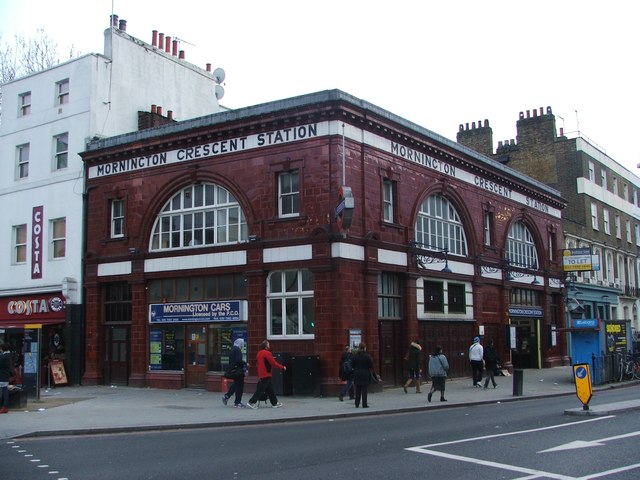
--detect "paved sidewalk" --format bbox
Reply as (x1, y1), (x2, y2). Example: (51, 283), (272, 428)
(1, 366), (637, 439)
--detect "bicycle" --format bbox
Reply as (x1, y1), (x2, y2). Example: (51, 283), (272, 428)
(618, 353), (640, 381)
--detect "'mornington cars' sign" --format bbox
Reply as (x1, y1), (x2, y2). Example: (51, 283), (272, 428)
(149, 301), (242, 323)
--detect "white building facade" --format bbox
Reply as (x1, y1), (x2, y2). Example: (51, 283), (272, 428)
(0, 16), (225, 387)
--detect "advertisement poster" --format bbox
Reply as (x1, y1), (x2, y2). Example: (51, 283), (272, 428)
(50, 359), (68, 385)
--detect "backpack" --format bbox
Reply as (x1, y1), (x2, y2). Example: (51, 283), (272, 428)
(342, 359), (354, 376)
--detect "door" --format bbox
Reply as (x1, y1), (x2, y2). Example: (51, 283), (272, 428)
(104, 325), (129, 385)
(378, 321), (403, 386)
(420, 321), (474, 378)
(186, 325), (207, 387)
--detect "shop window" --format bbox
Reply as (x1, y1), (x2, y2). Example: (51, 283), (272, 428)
(378, 273), (402, 318)
(278, 170), (299, 218)
(267, 269), (314, 338)
(149, 326), (184, 371)
(207, 325), (247, 372)
(150, 183), (247, 251)
(415, 194), (468, 256)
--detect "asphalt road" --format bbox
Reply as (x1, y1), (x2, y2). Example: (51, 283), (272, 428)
(3, 387), (640, 480)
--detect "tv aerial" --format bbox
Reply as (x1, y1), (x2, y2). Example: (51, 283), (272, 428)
(212, 67), (225, 100)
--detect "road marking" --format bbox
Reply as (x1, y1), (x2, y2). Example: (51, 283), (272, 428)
(540, 430), (640, 453)
(574, 462), (640, 480)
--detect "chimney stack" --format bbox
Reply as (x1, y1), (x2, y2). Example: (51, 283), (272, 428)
(119, 19), (127, 31)
(179, 50), (185, 60)
(152, 30), (158, 47)
(172, 40), (178, 56)
(165, 36), (171, 53)
(110, 14), (119, 27)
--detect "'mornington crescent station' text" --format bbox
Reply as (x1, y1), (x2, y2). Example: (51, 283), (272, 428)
(93, 124), (318, 177)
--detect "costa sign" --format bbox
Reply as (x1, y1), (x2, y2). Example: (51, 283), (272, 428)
(5, 296), (65, 316)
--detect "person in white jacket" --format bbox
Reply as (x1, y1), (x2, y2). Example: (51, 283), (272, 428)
(469, 336), (484, 387)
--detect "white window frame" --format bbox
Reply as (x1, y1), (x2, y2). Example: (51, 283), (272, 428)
(615, 215), (621, 239)
(56, 79), (69, 105)
(383, 179), (394, 223)
(591, 203), (599, 230)
(13, 224), (27, 264)
(636, 224), (640, 247)
(588, 161), (595, 182)
(415, 194), (468, 256)
(601, 169), (607, 189)
(53, 133), (69, 170)
(278, 170), (299, 218)
(150, 183), (247, 251)
(111, 199), (125, 238)
(19, 91), (31, 116)
(484, 211), (494, 246)
(267, 269), (314, 339)
(613, 177), (618, 195)
(50, 217), (66, 259)
(506, 221), (539, 268)
(16, 143), (30, 179)
(603, 209), (610, 235)
(626, 220), (632, 243)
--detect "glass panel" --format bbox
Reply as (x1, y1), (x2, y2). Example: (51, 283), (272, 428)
(302, 297), (314, 334)
(270, 272), (282, 293)
(286, 298), (299, 335)
(285, 271), (298, 292)
(270, 299), (283, 335)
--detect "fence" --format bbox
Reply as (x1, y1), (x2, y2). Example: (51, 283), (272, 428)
(590, 352), (638, 385)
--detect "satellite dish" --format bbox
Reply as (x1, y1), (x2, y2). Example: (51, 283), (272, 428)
(215, 84), (225, 100)
(212, 67), (225, 85)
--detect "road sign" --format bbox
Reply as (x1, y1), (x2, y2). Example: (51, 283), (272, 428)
(573, 363), (592, 409)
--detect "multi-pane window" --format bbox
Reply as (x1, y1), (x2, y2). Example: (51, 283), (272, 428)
(53, 133), (69, 170)
(626, 220), (632, 243)
(636, 224), (640, 246)
(51, 218), (66, 259)
(588, 161), (595, 182)
(484, 211), (494, 246)
(603, 209), (610, 235)
(506, 221), (539, 268)
(17, 144), (30, 178)
(383, 179), (394, 223)
(378, 273), (402, 318)
(19, 92), (31, 116)
(111, 199), (124, 238)
(612, 178), (618, 195)
(591, 203), (599, 230)
(278, 170), (299, 217)
(150, 183), (247, 250)
(267, 269), (314, 338)
(148, 274), (247, 303)
(13, 224), (27, 264)
(56, 79), (69, 105)
(415, 194), (468, 256)
(615, 215), (621, 239)
(601, 169), (607, 189)
(104, 282), (132, 323)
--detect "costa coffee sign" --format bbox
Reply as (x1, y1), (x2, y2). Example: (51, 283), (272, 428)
(32, 206), (43, 279)
(1, 294), (65, 319)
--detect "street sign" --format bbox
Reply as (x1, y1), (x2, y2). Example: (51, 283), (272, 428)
(562, 248), (593, 272)
(573, 363), (592, 409)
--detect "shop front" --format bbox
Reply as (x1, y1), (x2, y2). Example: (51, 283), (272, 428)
(0, 293), (67, 396)
(147, 300), (248, 389)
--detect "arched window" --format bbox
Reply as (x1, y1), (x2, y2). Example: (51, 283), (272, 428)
(506, 221), (539, 267)
(150, 183), (247, 251)
(415, 194), (467, 256)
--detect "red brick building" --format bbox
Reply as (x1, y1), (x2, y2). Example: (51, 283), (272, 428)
(81, 90), (567, 392)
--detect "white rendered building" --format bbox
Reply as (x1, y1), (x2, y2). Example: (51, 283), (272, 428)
(0, 16), (225, 387)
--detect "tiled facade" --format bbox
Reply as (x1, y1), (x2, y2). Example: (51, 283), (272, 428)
(82, 91), (566, 392)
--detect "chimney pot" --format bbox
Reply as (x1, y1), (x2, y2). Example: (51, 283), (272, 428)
(560, 127), (564, 137)
(151, 104), (157, 114)
(119, 19), (127, 31)
(152, 30), (158, 47)
(167, 110), (173, 120)
(539, 107), (544, 116)
(526, 110), (531, 118)
(165, 36), (171, 53)
(179, 50), (185, 60)
(110, 14), (119, 27)
(172, 40), (178, 56)
(206, 63), (212, 72)
(157, 106), (163, 116)
(158, 33), (165, 48)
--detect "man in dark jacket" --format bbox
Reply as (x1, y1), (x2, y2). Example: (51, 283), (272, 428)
(247, 340), (286, 409)
(483, 339), (499, 389)
(338, 345), (355, 401)
(0, 343), (15, 414)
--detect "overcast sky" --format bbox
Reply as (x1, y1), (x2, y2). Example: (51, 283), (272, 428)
(2, 0), (639, 177)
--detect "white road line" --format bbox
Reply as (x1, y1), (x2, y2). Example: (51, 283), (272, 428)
(405, 447), (576, 480)
(574, 462), (640, 480)
(540, 430), (640, 453)
(412, 415), (614, 449)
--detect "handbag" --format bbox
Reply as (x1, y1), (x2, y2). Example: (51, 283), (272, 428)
(223, 365), (244, 379)
(370, 371), (382, 384)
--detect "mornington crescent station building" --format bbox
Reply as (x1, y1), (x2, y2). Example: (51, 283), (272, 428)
(81, 90), (567, 392)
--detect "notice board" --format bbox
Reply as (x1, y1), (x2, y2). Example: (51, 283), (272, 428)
(50, 359), (68, 385)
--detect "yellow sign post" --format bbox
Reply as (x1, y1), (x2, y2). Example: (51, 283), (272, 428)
(573, 363), (592, 410)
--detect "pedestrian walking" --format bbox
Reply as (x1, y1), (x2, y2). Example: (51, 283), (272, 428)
(247, 340), (286, 409)
(222, 338), (249, 408)
(0, 343), (15, 414)
(403, 340), (422, 393)
(427, 346), (449, 402)
(469, 336), (484, 387)
(352, 342), (374, 408)
(338, 345), (355, 401)
(483, 339), (499, 389)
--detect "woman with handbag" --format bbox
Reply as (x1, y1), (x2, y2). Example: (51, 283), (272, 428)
(352, 342), (374, 408)
(222, 338), (249, 408)
(427, 345), (449, 403)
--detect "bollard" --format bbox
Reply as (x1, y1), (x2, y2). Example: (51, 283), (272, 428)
(513, 369), (524, 396)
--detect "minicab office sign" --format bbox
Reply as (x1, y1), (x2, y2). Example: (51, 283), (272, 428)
(149, 301), (242, 323)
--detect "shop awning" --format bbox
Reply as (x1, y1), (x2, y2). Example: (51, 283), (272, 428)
(0, 318), (65, 329)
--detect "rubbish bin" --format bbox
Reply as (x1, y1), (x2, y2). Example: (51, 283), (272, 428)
(513, 369), (524, 396)
(291, 355), (320, 396)
(271, 353), (292, 395)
